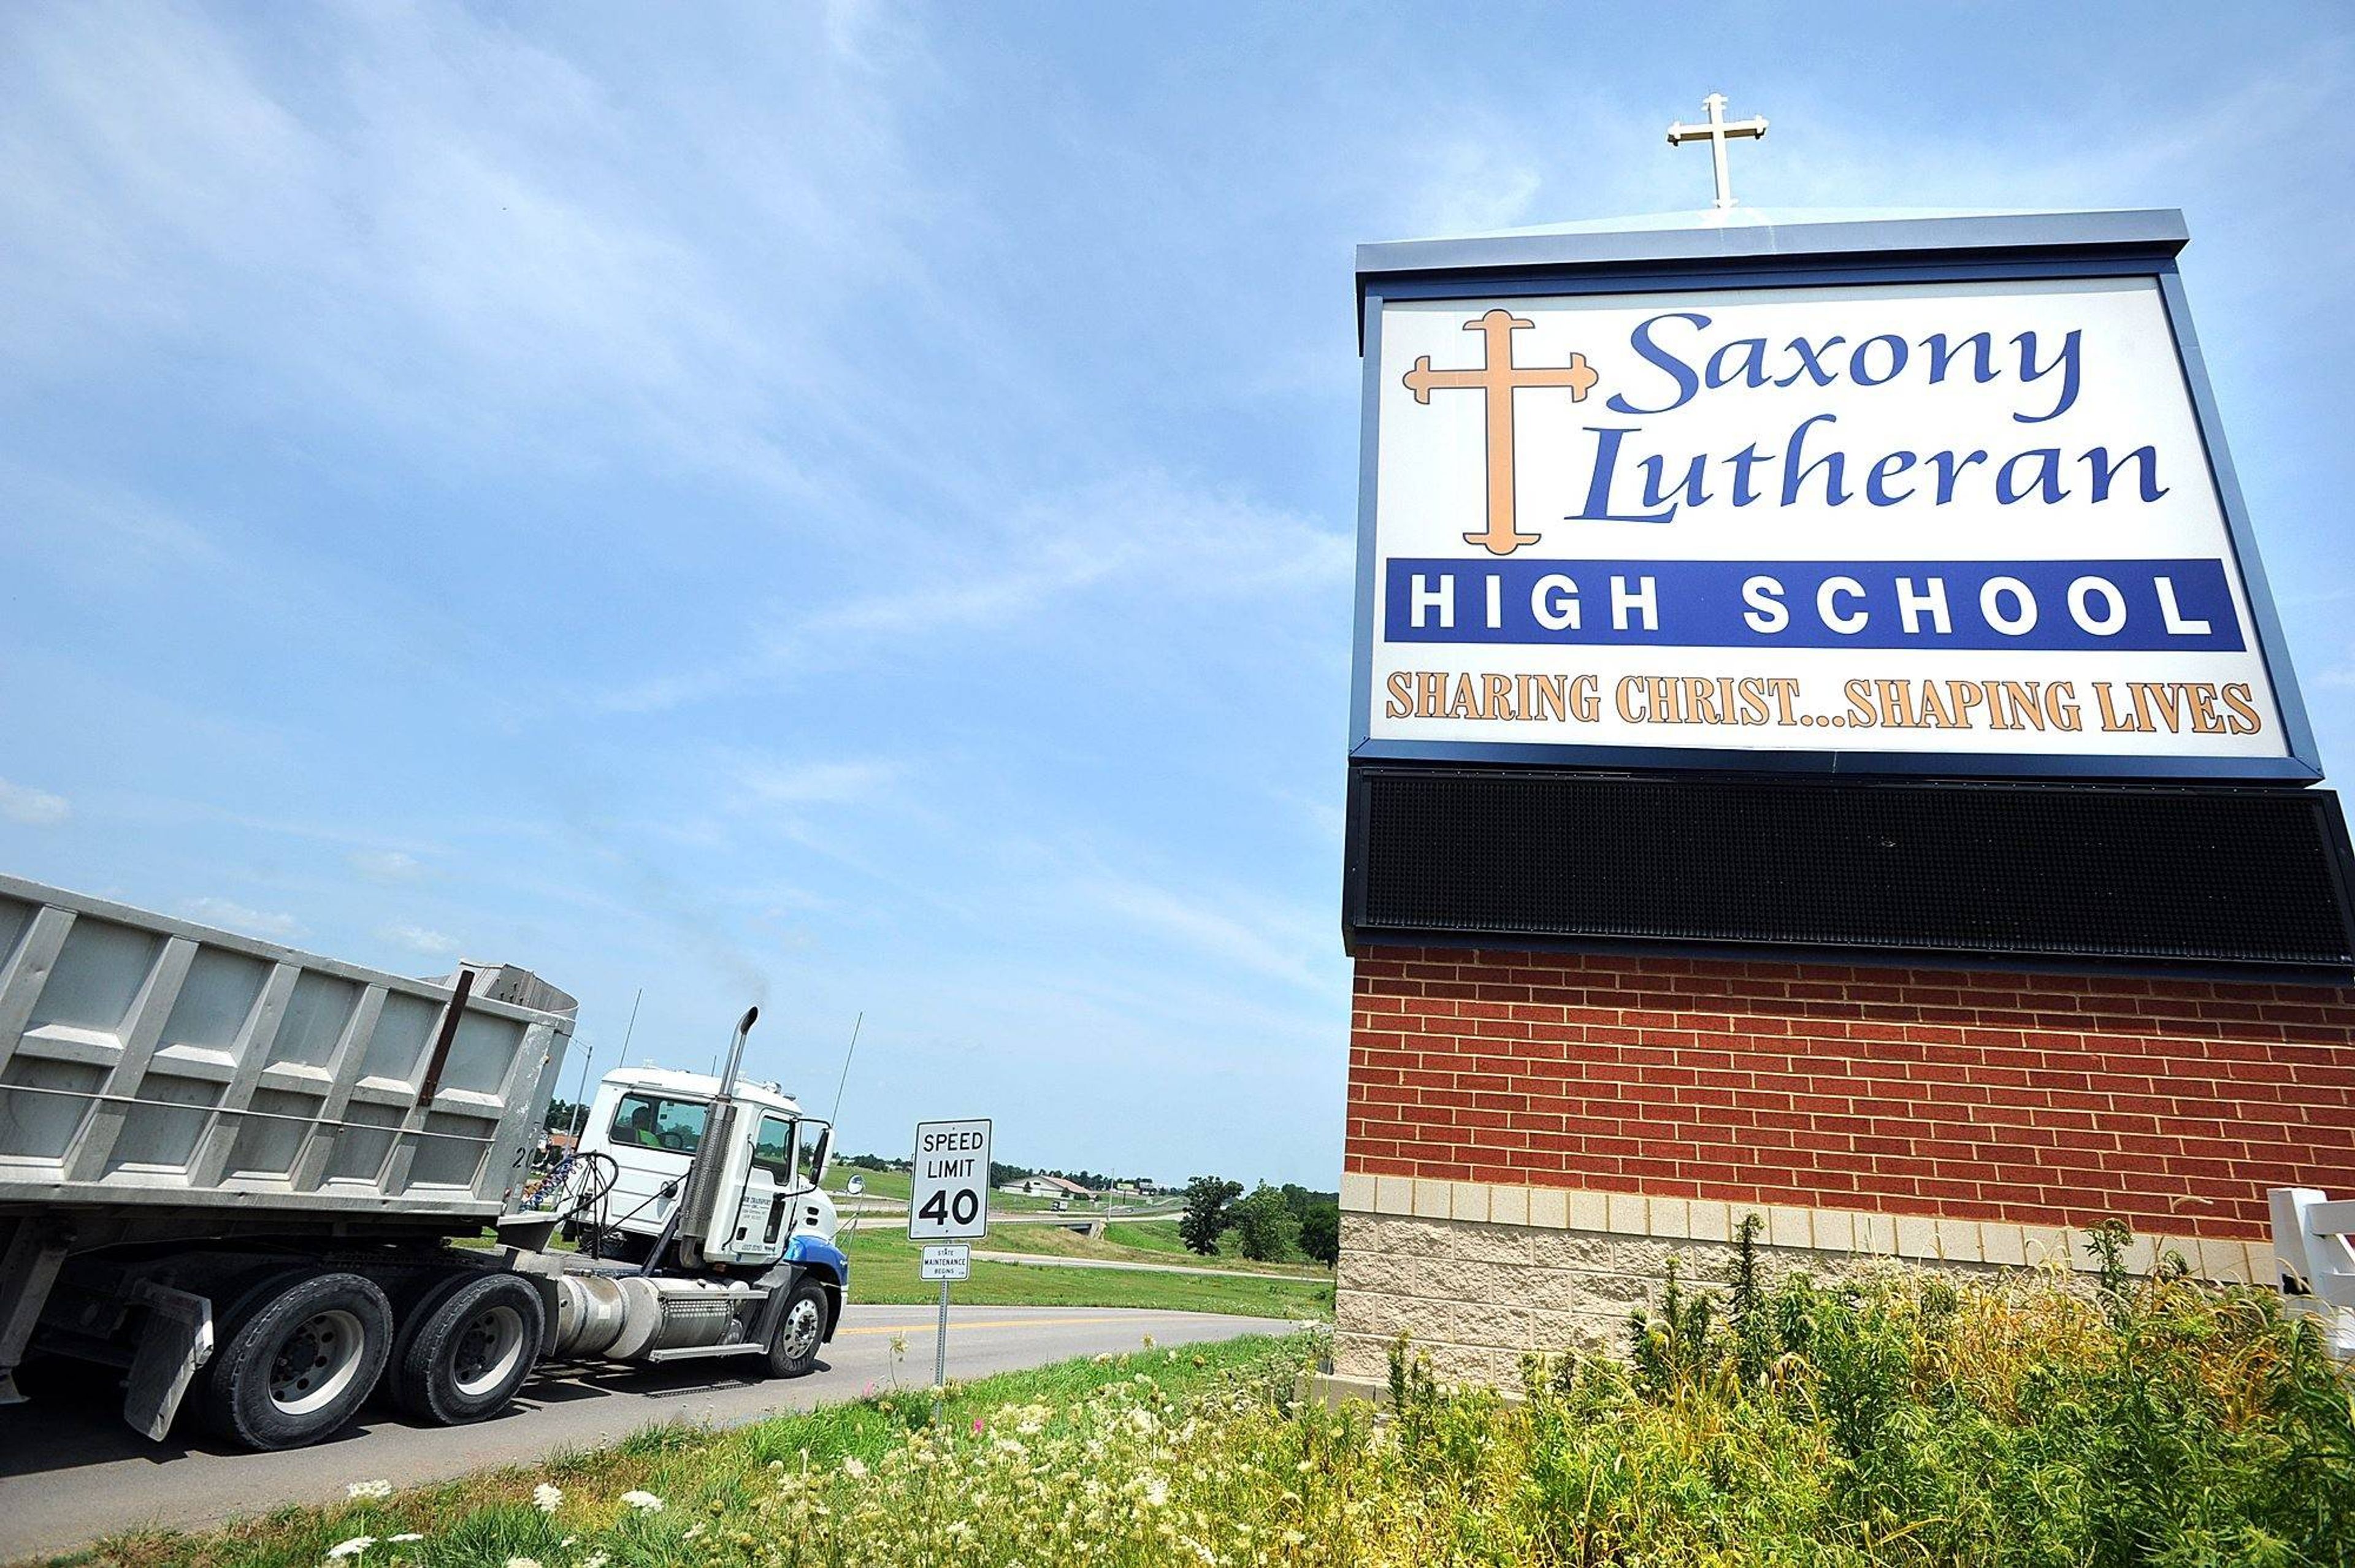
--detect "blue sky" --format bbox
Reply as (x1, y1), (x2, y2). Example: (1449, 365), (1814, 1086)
(4, 3), (2353, 1187)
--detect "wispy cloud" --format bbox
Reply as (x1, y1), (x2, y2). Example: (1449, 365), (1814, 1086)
(0, 778), (70, 827)
(731, 757), (903, 809)
(1070, 873), (1334, 994)
(380, 922), (459, 957)
(596, 470), (1350, 712)
(348, 849), (424, 881)
(184, 897), (301, 939)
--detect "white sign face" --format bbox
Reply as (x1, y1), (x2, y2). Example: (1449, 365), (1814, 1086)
(919, 1243), (971, 1281)
(908, 1118), (990, 1241)
(1365, 276), (2292, 770)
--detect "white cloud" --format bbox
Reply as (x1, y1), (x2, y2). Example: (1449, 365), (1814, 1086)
(0, 3), (933, 495)
(0, 778), (69, 827)
(1398, 134), (1544, 237)
(597, 470), (1351, 712)
(381, 922), (460, 957)
(1072, 874), (1333, 994)
(732, 757), (902, 809)
(348, 849), (424, 881)
(183, 897), (301, 939)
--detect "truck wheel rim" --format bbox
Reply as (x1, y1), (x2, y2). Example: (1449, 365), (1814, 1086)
(451, 1303), (527, 1397)
(781, 1298), (822, 1361)
(269, 1308), (366, 1416)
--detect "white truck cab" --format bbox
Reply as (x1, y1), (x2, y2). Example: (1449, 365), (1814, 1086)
(573, 1065), (839, 1270)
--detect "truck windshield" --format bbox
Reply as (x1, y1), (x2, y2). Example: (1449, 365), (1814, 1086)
(608, 1093), (706, 1155)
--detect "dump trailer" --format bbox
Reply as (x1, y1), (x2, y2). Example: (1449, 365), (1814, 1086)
(0, 873), (849, 1450)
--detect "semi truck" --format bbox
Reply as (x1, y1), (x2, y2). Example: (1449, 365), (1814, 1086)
(0, 873), (850, 1450)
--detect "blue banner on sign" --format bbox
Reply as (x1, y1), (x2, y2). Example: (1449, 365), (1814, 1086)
(1381, 558), (2245, 652)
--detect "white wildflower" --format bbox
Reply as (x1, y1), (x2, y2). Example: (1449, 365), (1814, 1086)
(388, 1536), (423, 1545)
(581, 1556), (610, 1568)
(326, 1539), (374, 1559)
(531, 1482), (562, 1514)
(619, 1490), (664, 1512)
(841, 1455), (869, 1478)
(345, 1480), (393, 1501)
(683, 1524), (706, 1542)
(1141, 1474), (1170, 1509)
(505, 1558), (542, 1568)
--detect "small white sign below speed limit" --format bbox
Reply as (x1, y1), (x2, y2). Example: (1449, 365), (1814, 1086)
(909, 1118), (991, 1241)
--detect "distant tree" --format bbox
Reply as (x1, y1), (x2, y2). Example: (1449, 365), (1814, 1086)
(543, 1098), (584, 1134)
(1179, 1176), (1243, 1256)
(1232, 1182), (1304, 1262)
(1298, 1200), (1341, 1266)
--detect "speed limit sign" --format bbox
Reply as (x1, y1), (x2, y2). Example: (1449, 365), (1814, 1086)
(909, 1119), (991, 1240)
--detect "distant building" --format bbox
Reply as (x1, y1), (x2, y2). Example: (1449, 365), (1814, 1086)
(999, 1174), (1097, 1201)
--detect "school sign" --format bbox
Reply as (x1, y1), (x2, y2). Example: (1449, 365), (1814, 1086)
(1329, 204), (2355, 1396)
(1354, 213), (2314, 776)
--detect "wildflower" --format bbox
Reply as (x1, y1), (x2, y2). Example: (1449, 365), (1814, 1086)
(388, 1536), (423, 1545)
(326, 1539), (374, 1559)
(345, 1480), (393, 1501)
(971, 1415), (985, 1434)
(841, 1456), (869, 1478)
(619, 1490), (665, 1512)
(1141, 1475), (1170, 1508)
(581, 1556), (610, 1568)
(683, 1524), (706, 1542)
(505, 1558), (542, 1568)
(532, 1482), (563, 1514)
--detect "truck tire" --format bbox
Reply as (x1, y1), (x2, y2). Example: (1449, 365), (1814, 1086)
(764, 1279), (829, 1378)
(391, 1272), (545, 1425)
(200, 1270), (393, 1450)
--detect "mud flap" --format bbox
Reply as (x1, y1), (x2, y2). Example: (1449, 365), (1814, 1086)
(123, 1282), (213, 1441)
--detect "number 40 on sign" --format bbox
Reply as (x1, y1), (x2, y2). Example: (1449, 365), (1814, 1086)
(910, 1117), (990, 1240)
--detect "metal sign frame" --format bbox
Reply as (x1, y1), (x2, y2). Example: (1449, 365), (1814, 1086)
(1347, 208), (2322, 784)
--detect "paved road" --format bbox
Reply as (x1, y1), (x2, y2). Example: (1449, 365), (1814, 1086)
(0, 1305), (1288, 1562)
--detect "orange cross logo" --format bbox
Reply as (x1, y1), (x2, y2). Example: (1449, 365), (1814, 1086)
(1404, 309), (1599, 556)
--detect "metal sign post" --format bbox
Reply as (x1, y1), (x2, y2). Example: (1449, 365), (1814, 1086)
(909, 1119), (989, 1421)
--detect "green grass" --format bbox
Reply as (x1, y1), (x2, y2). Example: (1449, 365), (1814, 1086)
(53, 1234), (2355, 1568)
(55, 1334), (1316, 1568)
(836, 1227), (1331, 1320)
(822, 1166), (909, 1202)
(970, 1217), (1327, 1278)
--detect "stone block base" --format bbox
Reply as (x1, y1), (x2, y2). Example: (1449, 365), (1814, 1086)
(1331, 1184), (2278, 1390)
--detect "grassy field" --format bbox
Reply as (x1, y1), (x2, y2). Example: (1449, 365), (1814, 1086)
(967, 1217), (1327, 1279)
(59, 1241), (2355, 1568)
(837, 1227), (1331, 1320)
(53, 1334), (1314, 1568)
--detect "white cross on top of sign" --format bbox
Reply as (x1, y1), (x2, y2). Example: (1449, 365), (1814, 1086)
(1666, 92), (1767, 210)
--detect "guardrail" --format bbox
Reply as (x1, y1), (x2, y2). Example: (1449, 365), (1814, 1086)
(2269, 1186), (2355, 1356)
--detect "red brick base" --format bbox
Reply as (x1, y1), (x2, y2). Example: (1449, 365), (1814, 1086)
(1344, 947), (2355, 1241)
